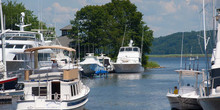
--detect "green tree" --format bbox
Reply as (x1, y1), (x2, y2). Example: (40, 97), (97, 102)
(70, 0), (154, 65)
(2, 0), (47, 31)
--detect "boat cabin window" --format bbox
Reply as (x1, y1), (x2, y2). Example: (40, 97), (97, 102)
(70, 84), (78, 96)
(120, 48), (125, 52)
(25, 45), (33, 49)
(32, 87), (47, 96)
(133, 47), (138, 51)
(38, 53), (51, 61)
(6, 44), (14, 48)
(126, 48), (132, 51)
(15, 45), (24, 49)
(13, 53), (27, 60)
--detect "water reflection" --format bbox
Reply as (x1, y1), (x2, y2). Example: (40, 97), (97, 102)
(113, 73), (142, 80)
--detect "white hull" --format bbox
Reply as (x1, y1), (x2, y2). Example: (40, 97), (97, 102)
(198, 96), (220, 110)
(17, 98), (88, 110)
(113, 63), (144, 73)
(167, 95), (202, 110)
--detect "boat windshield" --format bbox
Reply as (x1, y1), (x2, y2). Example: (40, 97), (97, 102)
(126, 48), (132, 51)
(120, 48), (125, 52)
(133, 47), (139, 51)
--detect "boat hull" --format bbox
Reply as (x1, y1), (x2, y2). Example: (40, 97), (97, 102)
(167, 95), (202, 110)
(113, 63), (144, 73)
(0, 77), (18, 91)
(80, 64), (105, 76)
(17, 93), (89, 110)
(198, 96), (220, 110)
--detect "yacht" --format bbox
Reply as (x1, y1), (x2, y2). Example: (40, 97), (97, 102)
(198, 2), (220, 110)
(0, 12), (52, 72)
(79, 53), (105, 77)
(113, 40), (144, 73)
(16, 45), (90, 110)
(166, 69), (203, 110)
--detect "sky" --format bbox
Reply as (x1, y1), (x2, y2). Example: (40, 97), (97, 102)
(3, 0), (215, 38)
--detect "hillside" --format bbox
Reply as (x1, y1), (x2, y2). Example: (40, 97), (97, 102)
(150, 30), (216, 55)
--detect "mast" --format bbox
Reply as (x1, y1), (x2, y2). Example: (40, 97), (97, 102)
(141, 26), (144, 64)
(203, 0), (209, 95)
(0, 0), (7, 79)
(180, 32), (184, 69)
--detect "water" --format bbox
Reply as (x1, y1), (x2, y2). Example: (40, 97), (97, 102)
(0, 57), (208, 110)
(83, 57), (208, 110)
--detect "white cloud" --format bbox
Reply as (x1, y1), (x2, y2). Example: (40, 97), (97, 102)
(78, 0), (88, 6)
(159, 0), (177, 14)
(144, 16), (163, 23)
(44, 2), (78, 25)
(131, 0), (143, 3)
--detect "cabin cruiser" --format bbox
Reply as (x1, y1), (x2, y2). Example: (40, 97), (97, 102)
(16, 45), (90, 110)
(198, 2), (220, 110)
(79, 53), (105, 77)
(0, 12), (52, 72)
(113, 40), (144, 73)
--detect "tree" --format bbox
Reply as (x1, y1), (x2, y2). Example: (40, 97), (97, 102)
(2, 1), (47, 31)
(70, 0), (154, 65)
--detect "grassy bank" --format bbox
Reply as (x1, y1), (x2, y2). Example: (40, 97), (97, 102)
(145, 61), (161, 69)
(147, 54), (211, 58)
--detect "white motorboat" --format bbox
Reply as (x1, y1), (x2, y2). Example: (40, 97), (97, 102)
(167, 69), (204, 110)
(113, 40), (144, 73)
(0, 12), (53, 72)
(79, 53), (105, 77)
(198, 2), (220, 110)
(16, 45), (90, 110)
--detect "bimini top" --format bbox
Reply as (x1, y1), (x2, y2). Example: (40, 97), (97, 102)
(24, 45), (76, 52)
(175, 69), (203, 76)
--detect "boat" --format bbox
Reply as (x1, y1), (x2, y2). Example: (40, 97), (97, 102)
(0, 12), (53, 72)
(197, 1), (220, 110)
(97, 54), (114, 72)
(79, 53), (106, 77)
(16, 45), (90, 110)
(113, 40), (144, 73)
(0, 0), (24, 94)
(166, 69), (204, 110)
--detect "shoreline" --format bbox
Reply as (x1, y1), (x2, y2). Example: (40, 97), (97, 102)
(147, 54), (211, 58)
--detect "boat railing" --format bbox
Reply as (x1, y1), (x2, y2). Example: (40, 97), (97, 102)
(21, 93), (72, 101)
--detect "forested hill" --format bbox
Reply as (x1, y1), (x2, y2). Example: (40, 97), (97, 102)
(150, 30), (216, 55)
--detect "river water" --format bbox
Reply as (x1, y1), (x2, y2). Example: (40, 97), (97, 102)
(0, 57), (208, 110)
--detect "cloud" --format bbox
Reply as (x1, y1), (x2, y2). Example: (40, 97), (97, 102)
(144, 16), (163, 23)
(131, 0), (143, 3)
(45, 2), (78, 24)
(51, 2), (78, 14)
(159, 1), (177, 14)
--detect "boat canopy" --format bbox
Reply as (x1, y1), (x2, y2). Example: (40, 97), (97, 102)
(175, 70), (203, 76)
(24, 45), (76, 52)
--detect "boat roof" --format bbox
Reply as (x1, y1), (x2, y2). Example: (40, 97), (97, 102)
(24, 45), (76, 52)
(175, 69), (203, 75)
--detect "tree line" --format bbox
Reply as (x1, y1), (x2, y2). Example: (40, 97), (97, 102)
(69, 0), (154, 66)
(150, 30), (215, 55)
